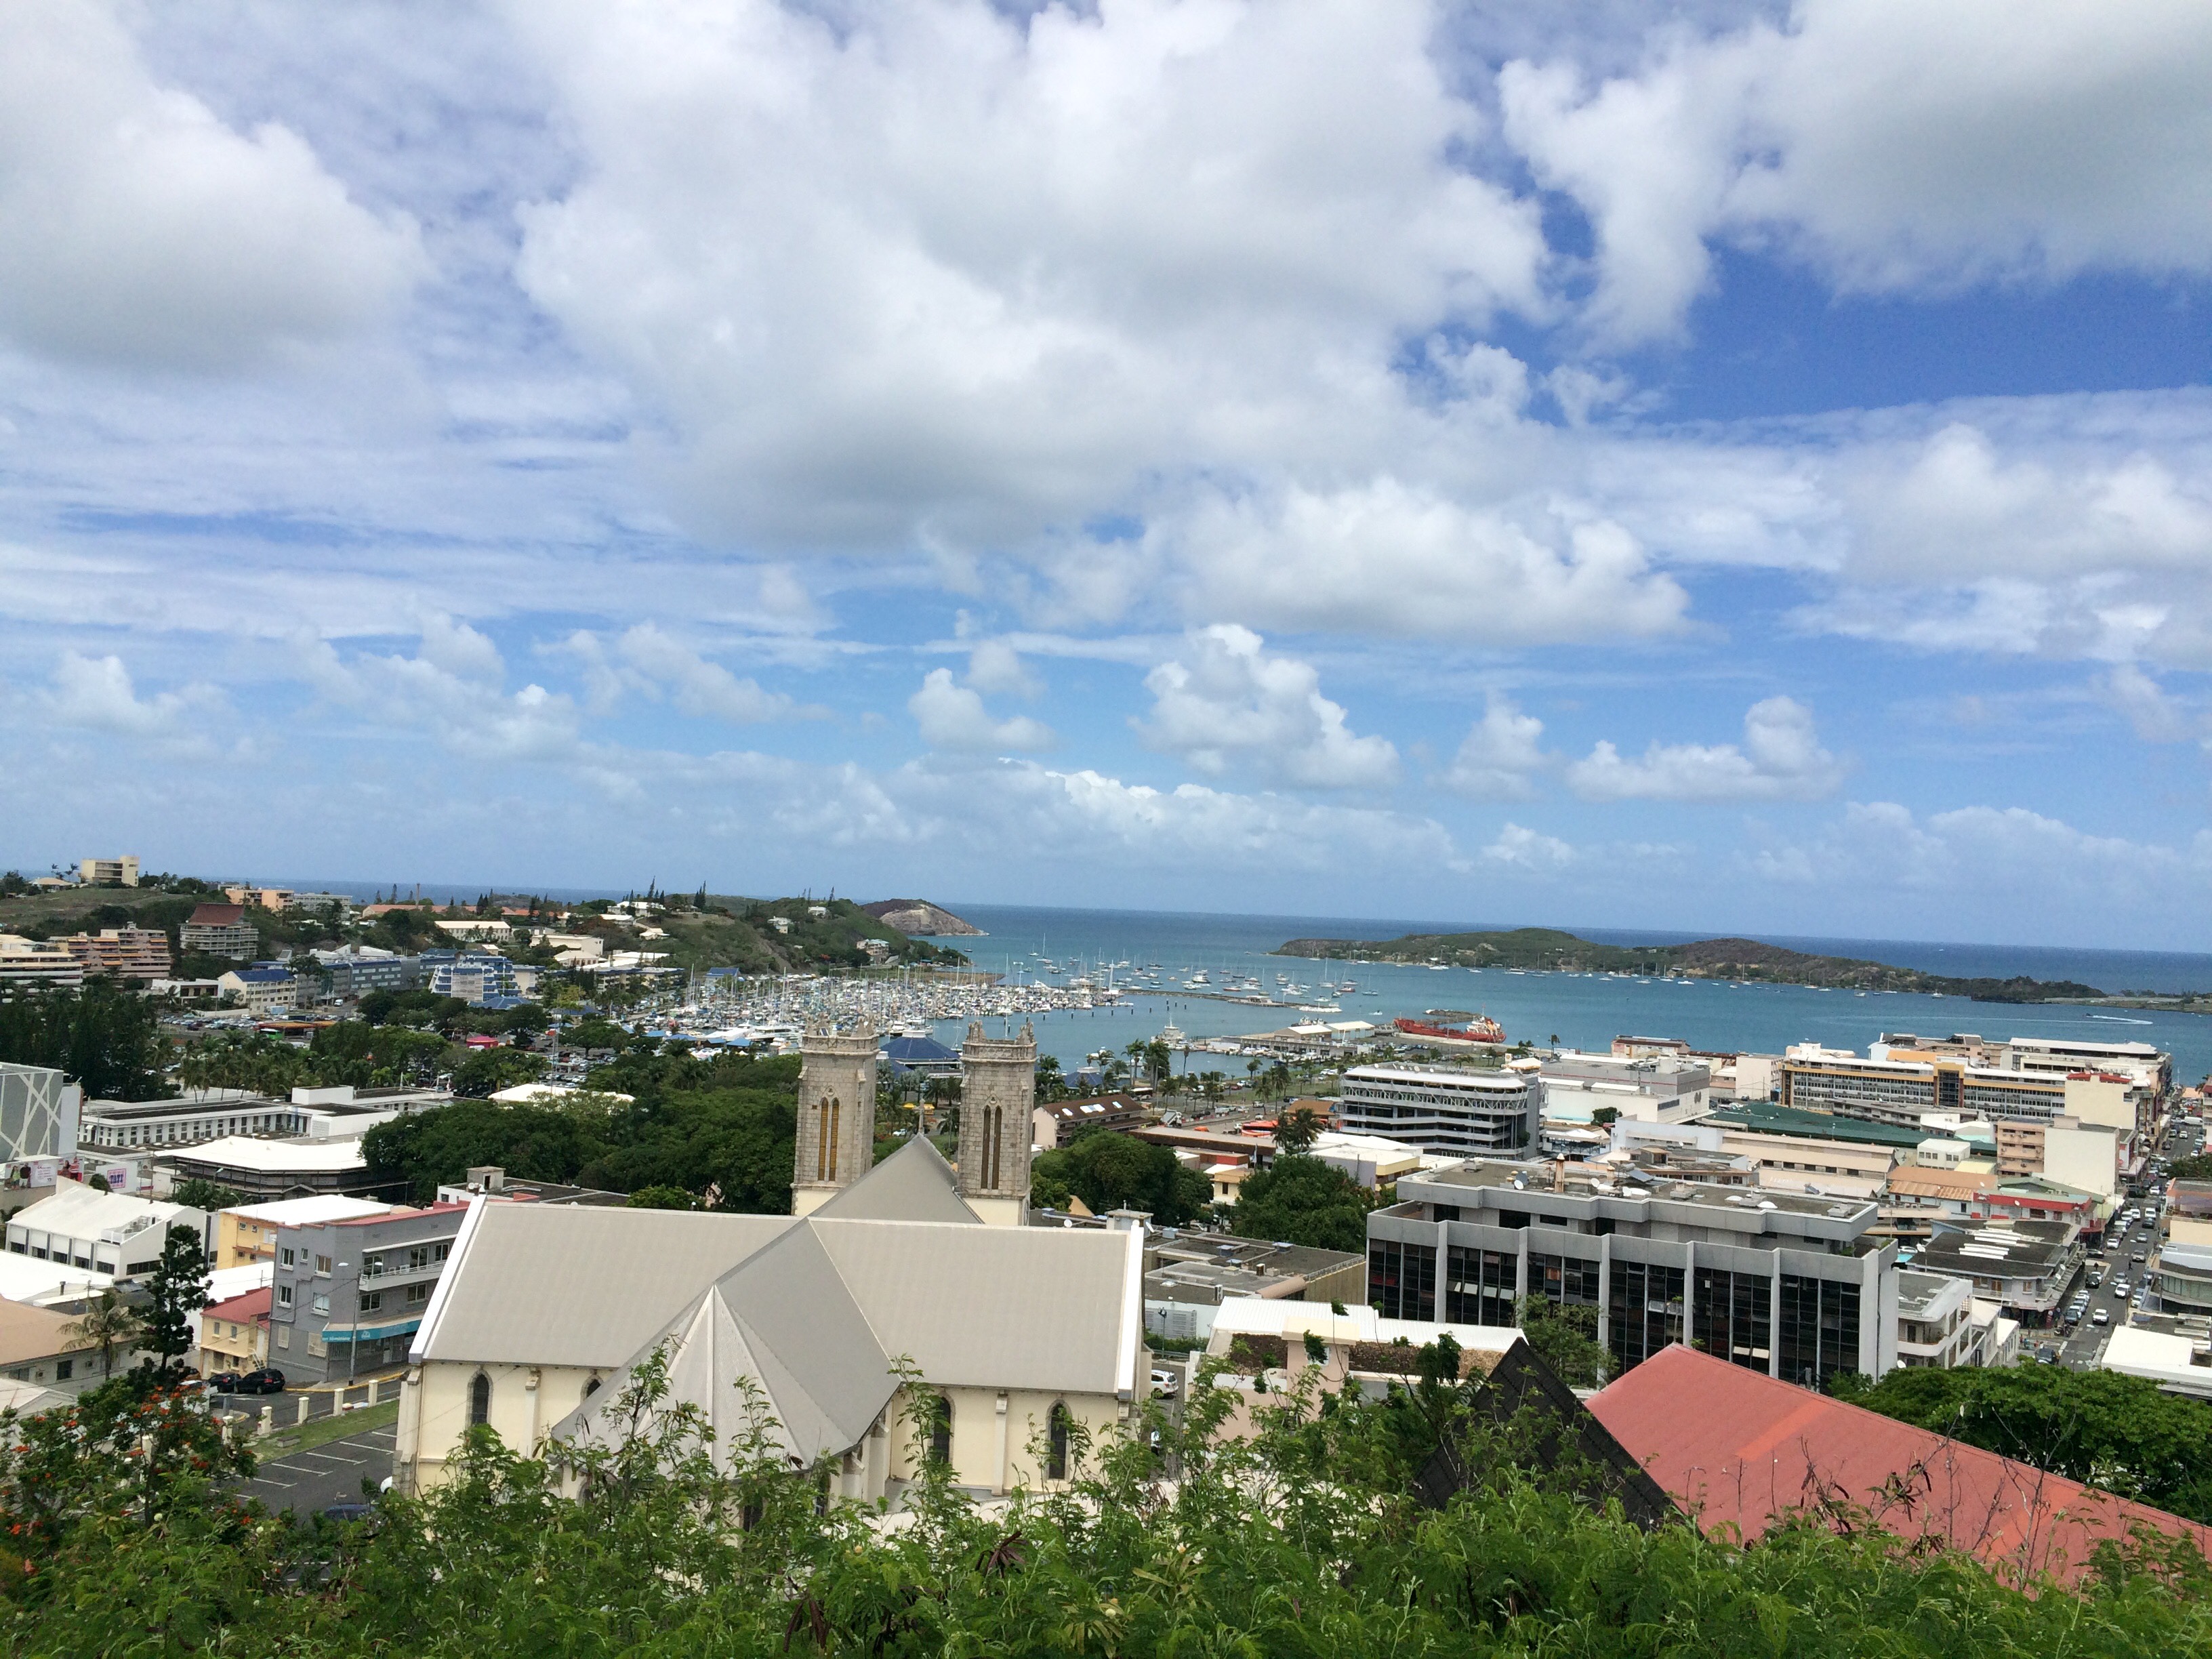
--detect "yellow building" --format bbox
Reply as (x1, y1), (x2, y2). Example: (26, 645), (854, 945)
(199, 1286), (272, 1376)
(216, 1195), (394, 1269)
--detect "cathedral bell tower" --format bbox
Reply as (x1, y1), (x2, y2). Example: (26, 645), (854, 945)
(792, 1022), (878, 1216)
(956, 1020), (1037, 1227)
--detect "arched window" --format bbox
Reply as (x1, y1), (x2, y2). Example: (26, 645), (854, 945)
(927, 1393), (952, 1467)
(581, 1376), (601, 1406)
(468, 1371), (492, 1426)
(1046, 1402), (1071, 1481)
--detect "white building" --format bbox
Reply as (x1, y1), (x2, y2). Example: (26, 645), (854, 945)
(1337, 1063), (1540, 1158)
(395, 1137), (1146, 1502)
(1541, 1050), (1714, 1124)
(216, 966), (298, 1015)
(0, 937), (83, 991)
(4, 1183), (211, 1278)
(79, 1083), (450, 1152)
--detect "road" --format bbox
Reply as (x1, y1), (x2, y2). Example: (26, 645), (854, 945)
(2040, 1114), (2202, 1369)
(238, 1416), (398, 1517)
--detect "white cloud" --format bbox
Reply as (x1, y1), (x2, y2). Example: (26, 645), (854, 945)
(2099, 664), (2200, 746)
(1753, 800), (2212, 912)
(1504, 0), (2212, 345)
(0, 0), (424, 368)
(964, 639), (1043, 699)
(502, 0), (1546, 553)
(615, 623), (815, 725)
(1444, 693), (1549, 799)
(1135, 624), (1397, 788)
(1568, 696), (1846, 802)
(35, 651), (224, 738)
(1481, 821), (1576, 869)
(300, 631), (580, 763)
(1166, 482), (1689, 643)
(908, 668), (1054, 753)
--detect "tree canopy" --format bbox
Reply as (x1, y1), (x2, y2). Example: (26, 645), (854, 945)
(1029, 1128), (1208, 1224)
(1228, 1153), (1376, 1252)
(0, 981), (164, 1098)
(5, 1324), (2211, 1656)
(1835, 1362), (2212, 1523)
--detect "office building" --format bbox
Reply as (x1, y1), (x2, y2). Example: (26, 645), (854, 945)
(1908, 1218), (2081, 1325)
(1369, 1158), (1897, 1386)
(312, 947), (425, 999)
(2150, 1217), (2212, 1316)
(180, 903), (259, 958)
(1338, 1063), (1540, 1159)
(425, 951), (519, 1004)
(1143, 1235), (1367, 1341)
(161, 1135), (369, 1200)
(77, 857), (140, 887)
(1779, 1052), (2070, 1127)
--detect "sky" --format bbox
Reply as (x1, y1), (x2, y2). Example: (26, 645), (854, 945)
(3, 0), (2211, 948)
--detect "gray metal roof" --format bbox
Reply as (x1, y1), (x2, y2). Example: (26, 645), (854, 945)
(415, 1206), (796, 1367)
(811, 1134), (977, 1225)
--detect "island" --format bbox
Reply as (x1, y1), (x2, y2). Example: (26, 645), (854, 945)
(859, 899), (985, 936)
(1277, 926), (2104, 1004)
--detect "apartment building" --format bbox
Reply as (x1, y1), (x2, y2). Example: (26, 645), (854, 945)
(0, 937), (83, 991)
(216, 966), (298, 1015)
(1779, 1052), (2070, 1127)
(1893, 1268), (2015, 1368)
(56, 928), (171, 982)
(1994, 1118), (2120, 1195)
(311, 947), (425, 999)
(1369, 1159), (1898, 1387)
(425, 951), (519, 1004)
(77, 857), (140, 887)
(1032, 1094), (1149, 1148)
(1337, 1063), (1540, 1158)
(180, 903), (259, 958)
(269, 1204), (469, 1382)
(2150, 1218), (2212, 1317)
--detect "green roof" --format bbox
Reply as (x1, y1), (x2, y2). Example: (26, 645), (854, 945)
(1701, 1101), (1927, 1149)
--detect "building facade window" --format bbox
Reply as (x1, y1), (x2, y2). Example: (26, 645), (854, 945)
(1778, 1277), (1860, 1389)
(1692, 1268), (1772, 1373)
(360, 1291), (382, 1313)
(1046, 1402), (1071, 1481)
(1367, 1239), (1435, 1322)
(1607, 1261), (1685, 1374)
(1529, 1253), (1601, 1307)
(925, 1393), (952, 1466)
(276, 1284), (293, 1307)
(469, 1372), (491, 1426)
(1444, 1245), (1518, 1326)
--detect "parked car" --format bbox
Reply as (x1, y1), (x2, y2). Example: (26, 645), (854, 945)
(1149, 1368), (1180, 1397)
(206, 1372), (245, 1394)
(2093, 1309), (2111, 1326)
(235, 1368), (287, 1395)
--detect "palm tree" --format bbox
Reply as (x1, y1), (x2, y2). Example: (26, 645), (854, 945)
(63, 1290), (142, 1380)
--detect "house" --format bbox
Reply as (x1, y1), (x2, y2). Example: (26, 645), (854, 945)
(199, 1285), (272, 1376)
(394, 1136), (1145, 1501)
(215, 1194), (395, 1269)
(1589, 1344), (2211, 1586)
(0, 1298), (113, 1395)
(1032, 1094), (1149, 1147)
(4, 1183), (210, 1277)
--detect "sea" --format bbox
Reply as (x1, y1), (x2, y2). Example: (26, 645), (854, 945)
(283, 881), (2212, 1086)
(907, 903), (2212, 1088)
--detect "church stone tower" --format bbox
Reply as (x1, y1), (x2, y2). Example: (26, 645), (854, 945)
(792, 1023), (878, 1216)
(956, 1020), (1037, 1227)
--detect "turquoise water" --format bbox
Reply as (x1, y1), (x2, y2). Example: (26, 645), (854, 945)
(919, 903), (2212, 1087)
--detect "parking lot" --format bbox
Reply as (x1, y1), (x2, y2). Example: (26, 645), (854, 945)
(238, 1413), (398, 1517)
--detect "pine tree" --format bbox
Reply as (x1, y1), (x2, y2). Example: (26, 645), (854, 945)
(138, 1224), (212, 1378)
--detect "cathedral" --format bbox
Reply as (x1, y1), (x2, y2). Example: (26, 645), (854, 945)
(792, 1019), (1038, 1225)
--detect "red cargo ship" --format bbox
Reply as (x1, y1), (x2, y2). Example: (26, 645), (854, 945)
(1393, 1011), (1506, 1044)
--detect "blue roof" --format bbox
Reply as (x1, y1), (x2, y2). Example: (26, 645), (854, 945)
(879, 1035), (958, 1063)
(233, 968), (294, 984)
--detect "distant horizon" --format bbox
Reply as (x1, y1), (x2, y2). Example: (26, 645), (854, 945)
(152, 876), (2212, 979)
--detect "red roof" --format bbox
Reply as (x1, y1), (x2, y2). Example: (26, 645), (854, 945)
(1588, 1345), (2211, 1586)
(187, 903), (247, 926)
(202, 1286), (272, 1324)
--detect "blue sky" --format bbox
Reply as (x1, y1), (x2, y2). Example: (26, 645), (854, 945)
(3, 0), (2211, 947)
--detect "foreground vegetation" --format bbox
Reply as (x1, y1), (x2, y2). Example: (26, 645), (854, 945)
(5, 1334), (2210, 1658)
